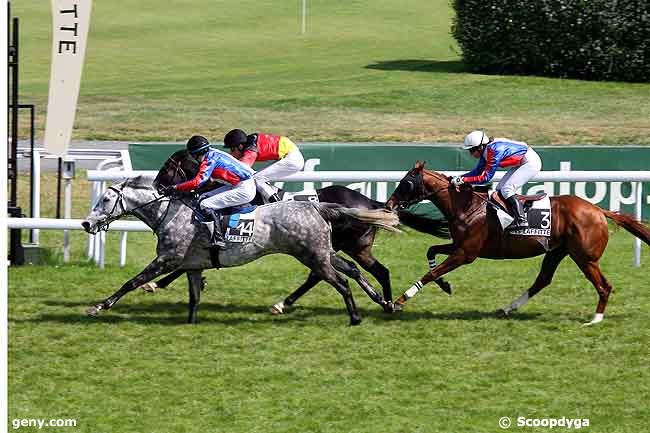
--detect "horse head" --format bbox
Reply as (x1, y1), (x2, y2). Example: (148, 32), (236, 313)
(152, 149), (199, 193)
(385, 161), (429, 211)
(82, 176), (159, 234)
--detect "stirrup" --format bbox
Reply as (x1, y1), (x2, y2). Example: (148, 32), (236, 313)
(211, 231), (226, 248)
(508, 219), (529, 230)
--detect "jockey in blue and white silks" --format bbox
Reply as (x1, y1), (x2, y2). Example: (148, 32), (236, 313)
(170, 135), (256, 246)
(450, 130), (542, 228)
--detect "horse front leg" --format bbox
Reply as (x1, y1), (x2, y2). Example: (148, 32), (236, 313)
(426, 243), (456, 295)
(86, 256), (179, 317)
(394, 251), (473, 311)
(186, 270), (203, 324)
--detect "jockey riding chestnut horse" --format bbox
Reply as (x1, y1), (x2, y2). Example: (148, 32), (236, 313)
(386, 160), (650, 325)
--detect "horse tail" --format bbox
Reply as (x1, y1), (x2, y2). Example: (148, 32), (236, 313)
(397, 210), (450, 239)
(602, 210), (650, 246)
(316, 203), (402, 233)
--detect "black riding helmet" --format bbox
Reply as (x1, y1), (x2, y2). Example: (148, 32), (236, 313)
(186, 135), (210, 155)
(223, 129), (248, 149)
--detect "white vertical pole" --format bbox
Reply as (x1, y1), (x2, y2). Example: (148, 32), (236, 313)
(634, 181), (642, 267)
(32, 150), (41, 244)
(120, 232), (127, 267)
(559, 161), (572, 195)
(87, 182), (97, 259)
(301, 0), (306, 34)
(376, 182), (388, 202)
(63, 178), (72, 262)
(95, 181), (105, 265)
(99, 231), (105, 269)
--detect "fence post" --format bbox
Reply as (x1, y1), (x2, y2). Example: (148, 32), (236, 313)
(31, 150), (41, 244)
(634, 182), (642, 267)
(120, 232), (128, 266)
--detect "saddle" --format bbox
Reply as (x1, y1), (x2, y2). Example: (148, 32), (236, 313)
(198, 204), (256, 268)
(490, 191), (547, 216)
(218, 204), (257, 234)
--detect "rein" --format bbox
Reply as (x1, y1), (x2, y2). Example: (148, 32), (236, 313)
(418, 170), (489, 223)
(97, 186), (170, 232)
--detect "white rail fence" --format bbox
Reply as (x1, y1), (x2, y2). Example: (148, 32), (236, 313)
(8, 170), (650, 268)
(16, 147), (132, 245)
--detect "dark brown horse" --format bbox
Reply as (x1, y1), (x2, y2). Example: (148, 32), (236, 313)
(385, 161), (650, 324)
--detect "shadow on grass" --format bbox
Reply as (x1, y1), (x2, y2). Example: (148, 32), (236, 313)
(30, 301), (548, 325)
(365, 59), (466, 74)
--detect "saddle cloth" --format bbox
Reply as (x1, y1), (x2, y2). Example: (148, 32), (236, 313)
(195, 204), (257, 244)
(220, 206), (257, 243)
(489, 192), (552, 237)
(277, 190), (319, 203)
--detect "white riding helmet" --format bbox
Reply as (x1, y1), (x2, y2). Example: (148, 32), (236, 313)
(462, 130), (490, 150)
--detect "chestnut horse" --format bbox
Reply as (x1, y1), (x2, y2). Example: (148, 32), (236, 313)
(386, 161), (650, 325)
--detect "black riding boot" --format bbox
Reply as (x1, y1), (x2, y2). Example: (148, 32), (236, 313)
(268, 193), (281, 203)
(203, 209), (226, 248)
(506, 196), (528, 229)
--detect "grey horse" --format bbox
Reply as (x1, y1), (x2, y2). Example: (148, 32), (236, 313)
(82, 177), (400, 325)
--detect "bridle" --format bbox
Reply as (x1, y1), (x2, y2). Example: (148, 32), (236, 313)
(94, 185), (169, 232)
(395, 169), (447, 209)
(168, 157), (190, 183)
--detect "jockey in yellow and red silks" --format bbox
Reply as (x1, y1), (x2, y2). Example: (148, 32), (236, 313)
(223, 129), (305, 203)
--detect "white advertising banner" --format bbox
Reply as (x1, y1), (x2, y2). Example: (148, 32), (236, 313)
(44, 0), (92, 156)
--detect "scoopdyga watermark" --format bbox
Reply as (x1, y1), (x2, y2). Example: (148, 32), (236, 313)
(499, 416), (590, 429)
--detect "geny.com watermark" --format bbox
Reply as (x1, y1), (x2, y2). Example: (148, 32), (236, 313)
(499, 416), (590, 429)
(11, 418), (77, 430)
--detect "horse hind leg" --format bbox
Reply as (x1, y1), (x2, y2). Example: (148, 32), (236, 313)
(141, 268), (186, 293)
(427, 244), (455, 295)
(497, 247), (568, 317)
(317, 263), (362, 326)
(326, 270), (362, 326)
(270, 271), (322, 315)
(330, 253), (392, 313)
(578, 260), (613, 326)
(344, 242), (393, 304)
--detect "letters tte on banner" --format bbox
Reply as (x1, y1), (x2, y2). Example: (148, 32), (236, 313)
(44, 0), (92, 156)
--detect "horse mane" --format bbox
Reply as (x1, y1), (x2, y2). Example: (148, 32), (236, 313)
(123, 175), (154, 190)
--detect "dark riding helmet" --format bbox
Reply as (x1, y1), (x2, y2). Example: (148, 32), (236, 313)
(186, 135), (210, 155)
(223, 129), (248, 149)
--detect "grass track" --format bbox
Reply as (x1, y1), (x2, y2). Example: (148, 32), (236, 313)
(9, 215), (650, 432)
(13, 0), (650, 143)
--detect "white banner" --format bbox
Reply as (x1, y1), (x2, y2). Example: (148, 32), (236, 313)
(44, 0), (92, 156)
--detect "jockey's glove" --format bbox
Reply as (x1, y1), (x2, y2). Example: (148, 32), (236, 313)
(451, 176), (465, 187)
(159, 185), (176, 196)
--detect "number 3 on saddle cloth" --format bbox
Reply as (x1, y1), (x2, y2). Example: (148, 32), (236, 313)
(488, 191), (552, 249)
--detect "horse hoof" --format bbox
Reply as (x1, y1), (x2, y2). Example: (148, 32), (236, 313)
(86, 305), (101, 316)
(583, 313), (604, 327)
(495, 308), (510, 318)
(439, 281), (452, 296)
(141, 282), (158, 293)
(350, 318), (362, 326)
(393, 302), (404, 312)
(382, 302), (395, 314)
(270, 303), (284, 315)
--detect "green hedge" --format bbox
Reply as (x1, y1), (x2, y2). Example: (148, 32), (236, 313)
(451, 0), (650, 82)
